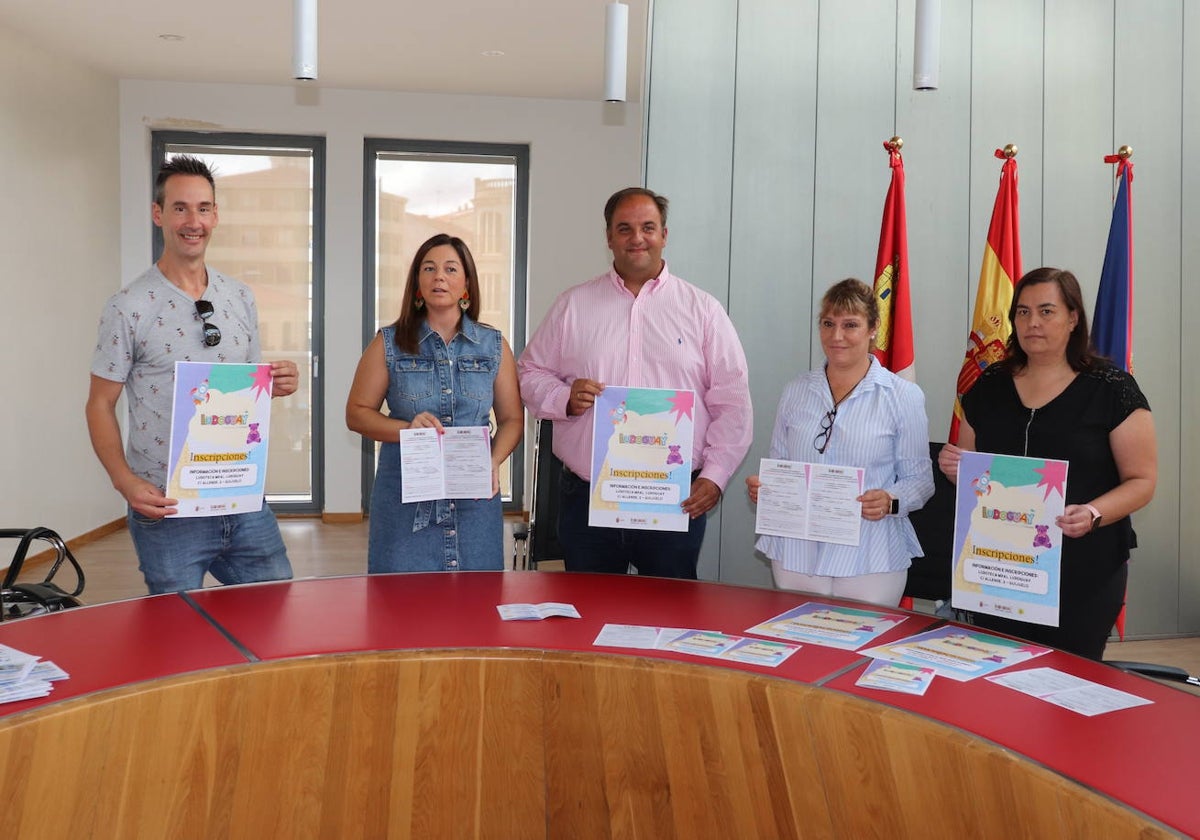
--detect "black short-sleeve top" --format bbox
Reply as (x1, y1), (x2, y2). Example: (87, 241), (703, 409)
(962, 363), (1151, 585)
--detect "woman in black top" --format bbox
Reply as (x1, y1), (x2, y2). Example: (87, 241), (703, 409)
(938, 267), (1157, 659)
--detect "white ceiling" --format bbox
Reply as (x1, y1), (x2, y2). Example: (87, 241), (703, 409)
(0, 0), (649, 101)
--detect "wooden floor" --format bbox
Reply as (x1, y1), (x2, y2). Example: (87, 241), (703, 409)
(12, 517), (1200, 692)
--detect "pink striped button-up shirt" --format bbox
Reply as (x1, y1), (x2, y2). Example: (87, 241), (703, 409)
(518, 264), (752, 490)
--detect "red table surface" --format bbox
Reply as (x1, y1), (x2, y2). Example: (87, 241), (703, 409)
(186, 572), (935, 683)
(0, 595), (250, 717)
(827, 649), (1200, 838)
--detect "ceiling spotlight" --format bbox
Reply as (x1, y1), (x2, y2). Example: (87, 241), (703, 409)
(604, 2), (629, 103)
(293, 0), (318, 81)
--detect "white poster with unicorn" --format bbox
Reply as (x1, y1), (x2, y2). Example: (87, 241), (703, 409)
(166, 361), (272, 517)
(589, 386), (695, 532)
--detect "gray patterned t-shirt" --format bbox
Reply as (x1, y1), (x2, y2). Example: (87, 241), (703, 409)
(91, 265), (261, 490)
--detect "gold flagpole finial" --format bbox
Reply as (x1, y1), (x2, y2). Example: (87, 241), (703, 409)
(1117, 145), (1133, 160)
(886, 136), (903, 152)
(1002, 143), (1018, 159)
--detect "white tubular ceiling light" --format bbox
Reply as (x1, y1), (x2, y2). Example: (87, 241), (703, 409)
(913, 0), (940, 91)
(604, 2), (629, 102)
(294, 0), (318, 80)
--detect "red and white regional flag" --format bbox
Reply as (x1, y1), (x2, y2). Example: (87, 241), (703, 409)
(872, 140), (915, 381)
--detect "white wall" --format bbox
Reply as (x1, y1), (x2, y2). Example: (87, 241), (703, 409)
(646, 0), (1194, 637)
(0, 27), (121, 536)
(119, 80), (643, 516)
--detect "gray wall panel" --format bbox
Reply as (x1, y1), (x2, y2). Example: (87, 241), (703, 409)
(1181, 2), (1200, 632)
(645, 0), (738, 580)
(969, 0), (1044, 285)
(722, 0), (820, 586)
(896, 0), (974, 439)
(1115, 1), (1183, 636)
(810, 0), (899, 364)
(645, 0), (1196, 637)
(1042, 0), (1113, 304)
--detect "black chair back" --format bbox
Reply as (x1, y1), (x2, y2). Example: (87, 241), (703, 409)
(904, 442), (956, 602)
(527, 419), (566, 568)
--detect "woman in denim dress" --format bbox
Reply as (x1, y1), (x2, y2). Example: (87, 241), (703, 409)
(347, 234), (523, 572)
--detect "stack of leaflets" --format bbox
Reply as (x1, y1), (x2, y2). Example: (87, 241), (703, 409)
(0, 643), (69, 704)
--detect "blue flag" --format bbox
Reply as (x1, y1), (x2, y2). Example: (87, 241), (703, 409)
(1092, 158), (1133, 371)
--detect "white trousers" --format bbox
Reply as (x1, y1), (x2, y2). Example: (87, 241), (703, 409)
(770, 561), (908, 608)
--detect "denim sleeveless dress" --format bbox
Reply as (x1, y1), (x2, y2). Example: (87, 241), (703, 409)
(368, 317), (504, 572)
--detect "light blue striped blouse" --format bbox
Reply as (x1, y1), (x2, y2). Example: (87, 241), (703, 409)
(755, 357), (935, 576)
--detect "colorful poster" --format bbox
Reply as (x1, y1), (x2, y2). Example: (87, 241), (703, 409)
(166, 361), (272, 517)
(745, 602), (907, 651)
(951, 451), (1068, 626)
(589, 386), (695, 532)
(861, 626), (1050, 682)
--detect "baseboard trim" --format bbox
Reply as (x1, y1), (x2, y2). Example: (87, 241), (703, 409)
(321, 512), (364, 524)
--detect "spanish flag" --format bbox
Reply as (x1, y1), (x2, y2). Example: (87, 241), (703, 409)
(872, 140), (915, 381)
(950, 149), (1022, 444)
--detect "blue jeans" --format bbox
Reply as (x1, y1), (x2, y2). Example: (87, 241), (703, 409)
(556, 469), (706, 579)
(128, 506), (293, 594)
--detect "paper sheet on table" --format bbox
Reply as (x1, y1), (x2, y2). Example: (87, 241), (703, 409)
(496, 602), (581, 621)
(987, 667), (1154, 716)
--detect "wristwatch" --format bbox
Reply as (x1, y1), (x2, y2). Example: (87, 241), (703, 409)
(1085, 503), (1103, 532)
(889, 496), (900, 516)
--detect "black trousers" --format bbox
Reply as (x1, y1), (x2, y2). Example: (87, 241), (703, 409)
(556, 468), (706, 579)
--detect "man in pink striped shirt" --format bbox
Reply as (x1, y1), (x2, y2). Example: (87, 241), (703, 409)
(518, 187), (752, 578)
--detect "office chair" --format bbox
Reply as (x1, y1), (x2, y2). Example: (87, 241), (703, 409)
(511, 419), (566, 570)
(1, 527), (86, 621)
(903, 442), (956, 612)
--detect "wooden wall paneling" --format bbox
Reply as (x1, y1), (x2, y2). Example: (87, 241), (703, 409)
(720, 0), (820, 586)
(1181, 0), (1200, 633)
(803, 689), (908, 836)
(386, 654), (545, 838)
(894, 0), (975, 439)
(644, 0), (738, 582)
(546, 655), (677, 837)
(0, 651), (1180, 838)
(1115, 1), (1184, 636)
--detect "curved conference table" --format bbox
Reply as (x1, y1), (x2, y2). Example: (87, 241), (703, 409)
(0, 572), (1195, 838)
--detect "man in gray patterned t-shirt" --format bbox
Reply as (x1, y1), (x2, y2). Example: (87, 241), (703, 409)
(86, 156), (299, 594)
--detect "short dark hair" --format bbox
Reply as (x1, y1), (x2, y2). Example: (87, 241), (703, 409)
(1005, 266), (1101, 371)
(154, 155), (217, 207)
(604, 187), (669, 230)
(391, 234), (482, 353)
(820, 278), (880, 329)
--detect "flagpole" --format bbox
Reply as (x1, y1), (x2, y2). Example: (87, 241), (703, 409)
(1094, 144), (1135, 642)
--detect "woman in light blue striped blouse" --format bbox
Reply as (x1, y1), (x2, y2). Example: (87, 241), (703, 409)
(747, 279), (935, 606)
